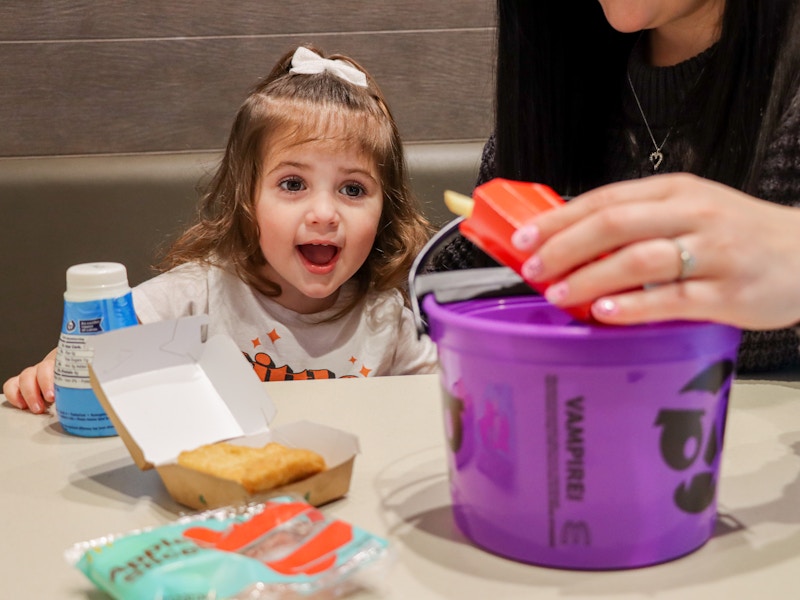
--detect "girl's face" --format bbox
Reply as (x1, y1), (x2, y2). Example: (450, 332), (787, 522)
(254, 139), (383, 314)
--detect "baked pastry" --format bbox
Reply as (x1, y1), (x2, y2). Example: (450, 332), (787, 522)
(177, 441), (326, 494)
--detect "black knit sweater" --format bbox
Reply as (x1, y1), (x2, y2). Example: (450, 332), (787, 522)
(432, 45), (800, 373)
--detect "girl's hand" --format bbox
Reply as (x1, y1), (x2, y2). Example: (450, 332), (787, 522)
(512, 173), (800, 330)
(2, 348), (57, 414)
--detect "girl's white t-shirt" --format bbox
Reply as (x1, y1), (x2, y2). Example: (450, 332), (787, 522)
(132, 262), (438, 380)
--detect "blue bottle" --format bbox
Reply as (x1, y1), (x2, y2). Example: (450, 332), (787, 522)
(54, 263), (138, 437)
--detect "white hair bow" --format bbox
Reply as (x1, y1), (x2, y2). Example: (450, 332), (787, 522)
(289, 46), (368, 88)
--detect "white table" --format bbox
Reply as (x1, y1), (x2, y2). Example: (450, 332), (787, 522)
(1, 373), (799, 599)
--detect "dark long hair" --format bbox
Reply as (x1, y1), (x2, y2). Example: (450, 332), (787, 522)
(494, 0), (800, 196)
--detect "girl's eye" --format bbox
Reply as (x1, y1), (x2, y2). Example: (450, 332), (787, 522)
(279, 178), (305, 192)
(340, 183), (366, 198)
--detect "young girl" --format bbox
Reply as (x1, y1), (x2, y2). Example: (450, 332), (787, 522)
(5, 45), (438, 413)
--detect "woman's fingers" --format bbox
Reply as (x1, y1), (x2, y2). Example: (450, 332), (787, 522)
(530, 175), (681, 240)
(523, 199), (695, 283)
(541, 237), (695, 307)
(589, 281), (720, 325)
(515, 175), (710, 283)
(506, 173), (800, 329)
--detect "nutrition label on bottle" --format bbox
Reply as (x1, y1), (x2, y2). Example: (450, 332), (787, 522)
(54, 333), (93, 389)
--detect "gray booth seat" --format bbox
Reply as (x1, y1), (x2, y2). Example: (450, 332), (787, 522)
(0, 141), (482, 378)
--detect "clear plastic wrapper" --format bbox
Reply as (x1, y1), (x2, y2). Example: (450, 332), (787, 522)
(65, 495), (393, 599)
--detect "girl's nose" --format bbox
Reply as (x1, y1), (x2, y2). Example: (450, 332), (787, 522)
(306, 192), (339, 226)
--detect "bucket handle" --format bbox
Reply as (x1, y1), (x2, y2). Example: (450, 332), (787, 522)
(409, 217), (535, 337)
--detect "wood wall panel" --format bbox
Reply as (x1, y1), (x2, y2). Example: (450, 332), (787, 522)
(0, 1), (494, 40)
(0, 1), (496, 157)
(0, 29), (494, 156)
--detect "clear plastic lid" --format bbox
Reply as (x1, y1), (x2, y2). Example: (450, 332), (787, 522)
(64, 262), (131, 302)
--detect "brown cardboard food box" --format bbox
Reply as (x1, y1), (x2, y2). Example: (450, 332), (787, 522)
(88, 315), (359, 510)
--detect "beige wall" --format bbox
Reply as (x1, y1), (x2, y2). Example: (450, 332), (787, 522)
(0, 1), (495, 157)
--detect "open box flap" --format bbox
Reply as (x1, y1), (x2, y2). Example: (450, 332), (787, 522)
(89, 316), (277, 468)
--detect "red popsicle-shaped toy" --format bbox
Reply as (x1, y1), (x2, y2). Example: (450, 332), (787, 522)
(455, 178), (595, 322)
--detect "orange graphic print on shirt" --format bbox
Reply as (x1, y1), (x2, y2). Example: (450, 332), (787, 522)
(245, 351), (338, 381)
(243, 326), (366, 381)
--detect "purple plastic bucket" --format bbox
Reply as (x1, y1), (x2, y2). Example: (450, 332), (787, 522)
(424, 295), (742, 570)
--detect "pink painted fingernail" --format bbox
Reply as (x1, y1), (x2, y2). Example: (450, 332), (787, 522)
(511, 225), (539, 250)
(545, 281), (569, 305)
(593, 298), (619, 317)
(521, 255), (543, 280)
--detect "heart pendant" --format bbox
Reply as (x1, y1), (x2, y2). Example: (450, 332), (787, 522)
(649, 150), (664, 171)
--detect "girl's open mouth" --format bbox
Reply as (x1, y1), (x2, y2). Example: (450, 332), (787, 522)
(297, 243), (340, 272)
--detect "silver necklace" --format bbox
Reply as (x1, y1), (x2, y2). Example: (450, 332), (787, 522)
(627, 72), (669, 172)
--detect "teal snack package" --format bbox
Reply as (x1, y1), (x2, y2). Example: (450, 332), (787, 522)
(65, 496), (392, 599)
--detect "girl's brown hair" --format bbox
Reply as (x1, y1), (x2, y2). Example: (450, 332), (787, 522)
(160, 45), (432, 313)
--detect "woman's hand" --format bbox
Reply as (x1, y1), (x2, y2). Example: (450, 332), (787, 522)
(2, 348), (57, 413)
(512, 173), (800, 329)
